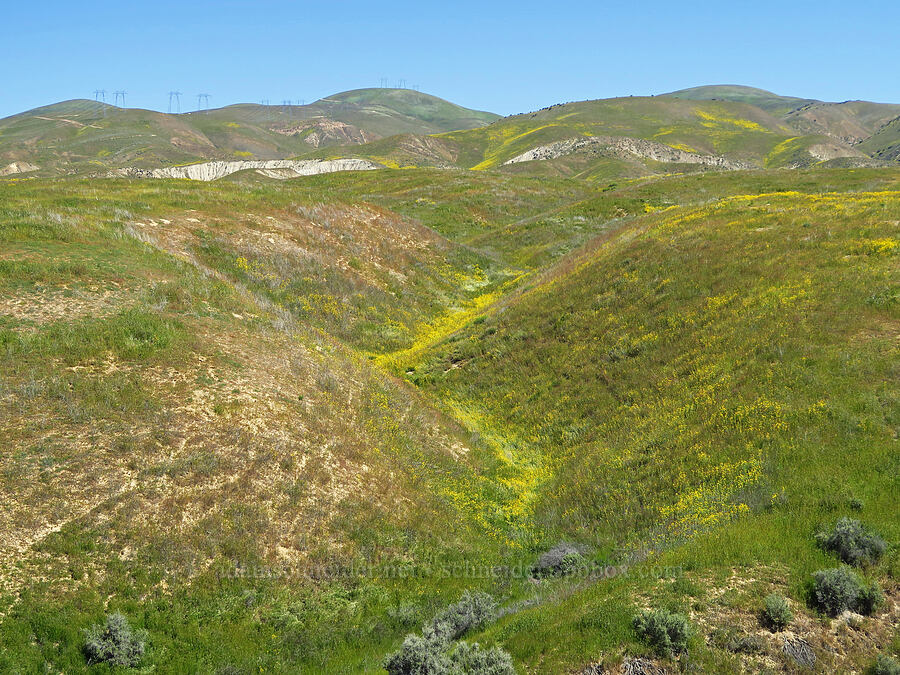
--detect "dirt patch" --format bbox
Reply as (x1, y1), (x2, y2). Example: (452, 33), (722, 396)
(0, 284), (134, 325)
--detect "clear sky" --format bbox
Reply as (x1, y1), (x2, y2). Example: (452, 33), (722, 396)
(3, 0), (898, 119)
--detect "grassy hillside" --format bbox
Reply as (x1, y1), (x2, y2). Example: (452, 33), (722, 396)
(0, 167), (898, 672)
(859, 117), (900, 161)
(5, 86), (899, 183)
(320, 94), (892, 179)
(401, 175), (900, 671)
(667, 84), (900, 150)
(0, 90), (499, 175)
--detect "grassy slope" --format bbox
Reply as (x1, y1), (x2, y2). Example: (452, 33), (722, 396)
(318, 97), (809, 179)
(0, 90), (499, 174)
(398, 169), (900, 671)
(0, 168), (898, 672)
(859, 117), (900, 161)
(666, 85), (900, 150)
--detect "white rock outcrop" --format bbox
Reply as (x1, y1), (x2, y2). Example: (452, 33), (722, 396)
(0, 161), (40, 176)
(113, 158), (381, 181)
(503, 136), (754, 170)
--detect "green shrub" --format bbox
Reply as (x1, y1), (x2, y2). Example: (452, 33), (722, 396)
(383, 630), (450, 675)
(762, 593), (793, 631)
(856, 582), (884, 616)
(531, 543), (584, 578)
(384, 623), (515, 675)
(447, 641), (516, 675)
(632, 608), (691, 656)
(811, 566), (883, 616)
(873, 654), (900, 675)
(816, 518), (887, 566)
(83, 612), (147, 667)
(429, 591), (498, 641)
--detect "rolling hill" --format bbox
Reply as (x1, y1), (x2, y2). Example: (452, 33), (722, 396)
(310, 89), (900, 180)
(1, 165), (898, 673)
(4, 85), (899, 184)
(668, 84), (900, 153)
(1, 82), (899, 673)
(0, 89), (499, 176)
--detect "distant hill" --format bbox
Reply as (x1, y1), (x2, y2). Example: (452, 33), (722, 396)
(666, 84), (900, 152)
(322, 94), (886, 179)
(2, 85), (898, 181)
(0, 89), (499, 175)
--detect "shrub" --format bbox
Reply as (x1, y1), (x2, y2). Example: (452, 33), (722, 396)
(83, 612), (147, 667)
(873, 654), (900, 675)
(429, 591), (498, 641)
(816, 518), (887, 566)
(531, 543), (584, 578)
(447, 641), (516, 675)
(812, 566), (883, 616)
(762, 593), (793, 631)
(383, 631), (450, 675)
(632, 609), (691, 656)
(856, 581), (884, 616)
(383, 621), (515, 675)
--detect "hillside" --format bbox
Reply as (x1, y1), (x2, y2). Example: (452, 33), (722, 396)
(667, 84), (900, 154)
(314, 92), (899, 180)
(4, 86), (900, 183)
(1, 166), (898, 672)
(0, 89), (499, 176)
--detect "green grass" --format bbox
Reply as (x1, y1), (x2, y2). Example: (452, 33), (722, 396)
(0, 167), (897, 673)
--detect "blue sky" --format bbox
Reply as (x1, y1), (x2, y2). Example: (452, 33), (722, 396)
(3, 0), (898, 118)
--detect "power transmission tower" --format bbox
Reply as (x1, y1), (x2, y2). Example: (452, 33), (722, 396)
(397, 79), (406, 89)
(94, 89), (107, 117)
(380, 77), (388, 88)
(282, 100), (292, 118)
(197, 93), (210, 111)
(113, 90), (127, 107)
(260, 98), (270, 106)
(168, 91), (182, 114)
